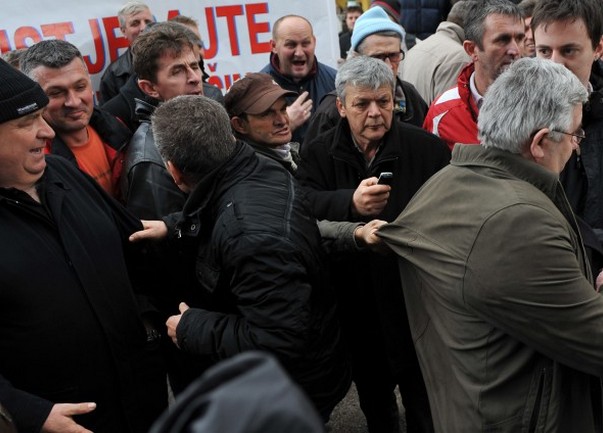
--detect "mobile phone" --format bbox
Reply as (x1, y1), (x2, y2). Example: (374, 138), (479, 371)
(377, 172), (394, 186)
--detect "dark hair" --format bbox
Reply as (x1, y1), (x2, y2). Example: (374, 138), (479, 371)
(152, 95), (236, 185)
(132, 21), (200, 82)
(20, 40), (83, 77)
(518, 0), (538, 18)
(531, 0), (603, 50)
(464, 0), (522, 49)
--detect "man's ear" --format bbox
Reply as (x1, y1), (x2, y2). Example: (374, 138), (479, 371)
(463, 40), (478, 61)
(336, 97), (346, 118)
(166, 161), (185, 187)
(230, 116), (248, 134)
(526, 128), (549, 163)
(270, 39), (277, 54)
(594, 36), (603, 61)
(138, 79), (160, 99)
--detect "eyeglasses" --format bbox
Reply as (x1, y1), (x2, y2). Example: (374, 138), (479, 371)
(369, 50), (405, 64)
(551, 127), (586, 144)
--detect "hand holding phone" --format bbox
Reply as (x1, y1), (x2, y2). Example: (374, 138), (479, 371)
(377, 172), (394, 186)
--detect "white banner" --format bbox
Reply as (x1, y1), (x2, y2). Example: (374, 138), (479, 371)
(0, 0), (341, 93)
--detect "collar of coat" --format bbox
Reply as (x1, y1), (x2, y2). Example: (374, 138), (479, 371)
(451, 144), (561, 202)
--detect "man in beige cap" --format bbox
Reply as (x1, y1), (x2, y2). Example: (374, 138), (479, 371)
(225, 72), (299, 172)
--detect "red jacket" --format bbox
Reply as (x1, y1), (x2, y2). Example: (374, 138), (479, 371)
(423, 62), (480, 150)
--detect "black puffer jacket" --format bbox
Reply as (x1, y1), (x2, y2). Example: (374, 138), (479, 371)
(173, 142), (350, 418)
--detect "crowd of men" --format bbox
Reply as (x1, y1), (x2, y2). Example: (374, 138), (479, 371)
(2, 0), (603, 432)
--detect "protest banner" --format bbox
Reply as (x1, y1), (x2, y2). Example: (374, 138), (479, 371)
(1, 0), (340, 93)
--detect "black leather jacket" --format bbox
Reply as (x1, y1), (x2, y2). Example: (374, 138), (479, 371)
(99, 49), (133, 104)
(121, 101), (186, 220)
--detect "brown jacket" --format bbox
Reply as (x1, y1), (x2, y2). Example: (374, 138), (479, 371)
(380, 145), (603, 432)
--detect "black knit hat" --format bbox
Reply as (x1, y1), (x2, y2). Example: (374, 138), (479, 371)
(0, 58), (48, 124)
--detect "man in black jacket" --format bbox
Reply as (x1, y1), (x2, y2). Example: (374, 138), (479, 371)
(297, 56), (450, 433)
(149, 94), (351, 421)
(533, 0), (603, 258)
(0, 59), (166, 433)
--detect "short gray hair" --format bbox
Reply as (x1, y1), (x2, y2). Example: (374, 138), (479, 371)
(478, 57), (587, 153)
(465, 0), (522, 49)
(335, 56), (395, 104)
(20, 40), (84, 79)
(118, 1), (151, 27)
(152, 95), (236, 185)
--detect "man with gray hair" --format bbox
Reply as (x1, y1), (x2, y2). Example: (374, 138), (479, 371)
(380, 57), (603, 432)
(99, 1), (155, 103)
(149, 95), (351, 421)
(423, 0), (525, 150)
(297, 56), (450, 433)
(304, 6), (427, 144)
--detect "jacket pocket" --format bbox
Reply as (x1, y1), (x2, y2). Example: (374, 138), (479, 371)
(522, 366), (552, 433)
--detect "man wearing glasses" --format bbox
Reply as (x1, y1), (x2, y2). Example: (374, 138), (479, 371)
(304, 6), (428, 145)
(423, 0), (525, 150)
(379, 57), (603, 433)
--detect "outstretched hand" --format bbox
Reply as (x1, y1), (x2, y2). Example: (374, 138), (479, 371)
(129, 220), (168, 243)
(42, 403), (96, 433)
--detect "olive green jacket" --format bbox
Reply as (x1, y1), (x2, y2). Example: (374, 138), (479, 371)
(379, 145), (603, 433)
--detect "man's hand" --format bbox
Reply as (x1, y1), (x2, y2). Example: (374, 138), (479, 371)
(166, 302), (190, 348)
(352, 177), (391, 217)
(354, 219), (389, 251)
(286, 91), (313, 131)
(42, 403), (96, 433)
(596, 269), (603, 292)
(129, 220), (168, 243)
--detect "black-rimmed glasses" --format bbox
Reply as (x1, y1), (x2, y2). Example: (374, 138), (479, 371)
(369, 50), (405, 64)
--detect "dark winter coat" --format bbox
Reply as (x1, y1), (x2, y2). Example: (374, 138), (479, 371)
(296, 117), (450, 377)
(0, 156), (167, 433)
(561, 61), (603, 244)
(172, 142), (351, 418)
(99, 49), (133, 104)
(399, 0), (451, 40)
